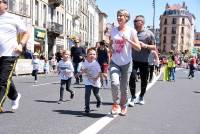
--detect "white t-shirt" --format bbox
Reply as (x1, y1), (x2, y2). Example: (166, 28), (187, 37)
(82, 60), (101, 88)
(58, 59), (74, 80)
(0, 12), (27, 57)
(110, 26), (137, 65)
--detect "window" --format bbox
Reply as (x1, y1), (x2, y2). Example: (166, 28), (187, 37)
(182, 18), (185, 25)
(181, 36), (184, 44)
(43, 4), (47, 28)
(163, 36), (166, 43)
(163, 27), (167, 34)
(57, 11), (59, 23)
(171, 36), (176, 44)
(172, 18), (177, 24)
(164, 19), (167, 25)
(171, 27), (176, 34)
(35, 0), (39, 26)
(181, 27), (184, 34)
(8, 0), (15, 12)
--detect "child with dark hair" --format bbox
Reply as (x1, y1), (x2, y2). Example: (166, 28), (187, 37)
(76, 47), (102, 113)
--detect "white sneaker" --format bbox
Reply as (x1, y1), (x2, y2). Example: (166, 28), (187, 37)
(129, 98), (135, 107)
(138, 97), (145, 105)
(11, 93), (21, 110)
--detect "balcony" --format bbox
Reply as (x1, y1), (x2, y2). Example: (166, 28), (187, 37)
(48, 0), (63, 8)
(47, 22), (63, 37)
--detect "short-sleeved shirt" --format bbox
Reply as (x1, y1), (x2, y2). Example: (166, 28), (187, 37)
(0, 12), (27, 57)
(58, 59), (74, 80)
(110, 26), (137, 66)
(132, 29), (155, 63)
(82, 60), (101, 88)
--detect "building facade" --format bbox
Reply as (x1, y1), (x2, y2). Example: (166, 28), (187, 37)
(160, 2), (195, 53)
(6, 0), (107, 58)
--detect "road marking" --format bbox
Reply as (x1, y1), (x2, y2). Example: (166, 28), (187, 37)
(32, 81), (59, 87)
(79, 73), (161, 134)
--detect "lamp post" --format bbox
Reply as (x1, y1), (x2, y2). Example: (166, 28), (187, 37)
(152, 0), (155, 34)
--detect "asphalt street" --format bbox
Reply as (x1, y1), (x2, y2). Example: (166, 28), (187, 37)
(0, 68), (200, 134)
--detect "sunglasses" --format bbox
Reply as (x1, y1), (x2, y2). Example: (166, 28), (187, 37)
(134, 20), (143, 23)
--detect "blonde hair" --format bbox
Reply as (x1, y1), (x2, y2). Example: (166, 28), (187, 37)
(117, 9), (130, 22)
(62, 50), (71, 56)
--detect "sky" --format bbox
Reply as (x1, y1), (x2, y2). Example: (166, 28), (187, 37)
(96, 0), (200, 31)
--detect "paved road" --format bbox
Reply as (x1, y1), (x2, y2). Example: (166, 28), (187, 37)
(0, 69), (200, 134)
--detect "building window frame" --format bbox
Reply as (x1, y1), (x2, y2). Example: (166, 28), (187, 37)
(172, 18), (177, 24)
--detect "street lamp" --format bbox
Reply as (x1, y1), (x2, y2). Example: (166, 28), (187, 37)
(152, 0), (155, 34)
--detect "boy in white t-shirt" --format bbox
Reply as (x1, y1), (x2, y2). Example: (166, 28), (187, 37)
(57, 50), (75, 104)
(76, 47), (102, 114)
(32, 52), (40, 83)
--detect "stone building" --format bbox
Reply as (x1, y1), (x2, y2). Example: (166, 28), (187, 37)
(160, 2), (195, 53)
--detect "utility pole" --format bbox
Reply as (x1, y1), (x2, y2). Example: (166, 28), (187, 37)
(152, 0), (155, 34)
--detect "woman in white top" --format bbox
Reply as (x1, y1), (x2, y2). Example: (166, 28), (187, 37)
(109, 9), (141, 116)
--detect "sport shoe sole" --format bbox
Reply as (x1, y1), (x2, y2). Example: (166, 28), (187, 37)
(111, 105), (121, 115)
(11, 93), (21, 110)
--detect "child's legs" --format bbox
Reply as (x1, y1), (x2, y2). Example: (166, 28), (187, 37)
(92, 86), (101, 103)
(65, 78), (73, 94)
(85, 85), (92, 109)
(60, 80), (66, 100)
(35, 70), (38, 80)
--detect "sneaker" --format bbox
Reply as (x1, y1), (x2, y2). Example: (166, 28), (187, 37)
(70, 92), (75, 99)
(111, 103), (121, 115)
(57, 99), (63, 104)
(138, 97), (145, 105)
(96, 101), (101, 108)
(120, 106), (127, 116)
(74, 81), (79, 84)
(11, 93), (21, 110)
(34, 80), (38, 83)
(129, 98), (135, 107)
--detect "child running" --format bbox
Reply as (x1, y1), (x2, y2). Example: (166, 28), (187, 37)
(57, 50), (75, 104)
(32, 52), (40, 83)
(77, 47), (102, 114)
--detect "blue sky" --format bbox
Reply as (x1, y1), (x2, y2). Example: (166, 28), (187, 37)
(96, 0), (200, 31)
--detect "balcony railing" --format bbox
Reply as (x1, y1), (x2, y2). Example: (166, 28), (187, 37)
(48, 0), (63, 8)
(47, 22), (63, 35)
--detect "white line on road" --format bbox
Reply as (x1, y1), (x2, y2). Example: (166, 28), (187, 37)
(79, 73), (161, 134)
(32, 81), (59, 87)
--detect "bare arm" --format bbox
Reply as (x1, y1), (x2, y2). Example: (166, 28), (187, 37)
(122, 31), (141, 51)
(15, 31), (29, 53)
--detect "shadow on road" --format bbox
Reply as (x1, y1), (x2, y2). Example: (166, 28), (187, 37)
(18, 81), (35, 84)
(53, 109), (107, 118)
(90, 101), (112, 106)
(35, 99), (60, 103)
(193, 91), (200, 94)
(0, 111), (14, 114)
